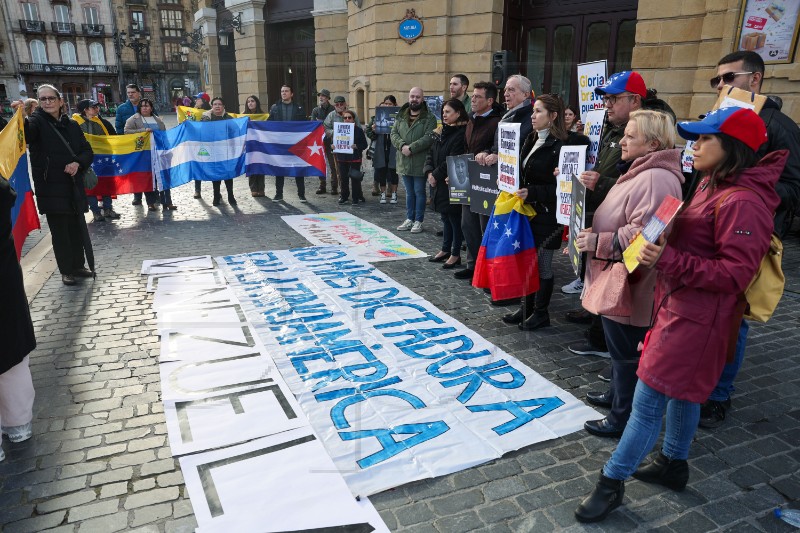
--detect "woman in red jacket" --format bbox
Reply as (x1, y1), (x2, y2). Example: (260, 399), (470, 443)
(575, 107), (785, 523)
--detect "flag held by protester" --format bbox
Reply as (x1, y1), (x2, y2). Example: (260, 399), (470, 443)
(245, 121), (326, 178)
(151, 118), (248, 190)
(473, 191), (539, 300)
(1, 108), (40, 259)
(177, 106), (269, 123)
(85, 132), (154, 195)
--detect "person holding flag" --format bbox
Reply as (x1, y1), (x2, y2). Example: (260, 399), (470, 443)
(74, 99), (120, 222)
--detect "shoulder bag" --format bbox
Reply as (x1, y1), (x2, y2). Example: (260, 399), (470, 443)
(582, 234), (633, 317)
(47, 120), (98, 190)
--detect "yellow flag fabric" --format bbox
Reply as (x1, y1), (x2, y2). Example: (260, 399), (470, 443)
(0, 108), (26, 181)
(492, 190), (537, 218)
(71, 114), (111, 136)
(177, 106), (269, 123)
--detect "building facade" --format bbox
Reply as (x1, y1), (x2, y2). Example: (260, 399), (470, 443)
(0, 2), (22, 106)
(197, 0), (800, 124)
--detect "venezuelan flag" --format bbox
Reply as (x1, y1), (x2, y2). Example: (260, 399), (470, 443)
(85, 132), (153, 195)
(472, 191), (540, 301)
(1, 108), (40, 260)
(177, 105), (269, 123)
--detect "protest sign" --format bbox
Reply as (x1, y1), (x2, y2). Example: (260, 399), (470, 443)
(468, 160), (499, 216)
(374, 106), (400, 134)
(556, 145), (587, 225)
(447, 154), (472, 203)
(713, 85), (767, 113)
(577, 60), (607, 122)
(623, 195), (683, 273)
(281, 212), (427, 262)
(497, 123), (521, 193)
(568, 176), (587, 276)
(583, 109), (605, 170)
(333, 122), (354, 153)
(216, 247), (599, 497)
(424, 95), (444, 121)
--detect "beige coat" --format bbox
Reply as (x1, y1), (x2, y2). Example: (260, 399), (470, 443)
(124, 113), (165, 133)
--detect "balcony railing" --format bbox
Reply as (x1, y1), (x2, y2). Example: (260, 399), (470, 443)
(19, 63), (118, 74)
(164, 61), (188, 71)
(81, 23), (105, 36)
(19, 20), (46, 33)
(126, 0), (148, 5)
(51, 22), (76, 34)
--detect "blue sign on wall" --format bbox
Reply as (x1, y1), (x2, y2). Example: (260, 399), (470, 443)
(398, 9), (423, 44)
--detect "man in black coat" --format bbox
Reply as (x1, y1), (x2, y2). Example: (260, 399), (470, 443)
(268, 84), (307, 202)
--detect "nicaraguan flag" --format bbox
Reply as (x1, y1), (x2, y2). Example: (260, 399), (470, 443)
(245, 121), (326, 178)
(151, 118), (247, 190)
(473, 191), (539, 300)
(85, 132), (153, 195)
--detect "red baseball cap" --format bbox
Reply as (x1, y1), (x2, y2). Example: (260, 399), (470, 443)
(594, 71), (647, 99)
(677, 106), (767, 152)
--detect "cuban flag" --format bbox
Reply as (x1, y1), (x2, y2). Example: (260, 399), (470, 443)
(473, 191), (539, 301)
(245, 121), (326, 178)
(1, 109), (40, 260)
(151, 118), (248, 190)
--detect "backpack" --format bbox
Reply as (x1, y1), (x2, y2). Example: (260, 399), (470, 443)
(714, 187), (785, 322)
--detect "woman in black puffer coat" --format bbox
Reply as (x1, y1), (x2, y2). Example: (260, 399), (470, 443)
(423, 98), (469, 269)
(15, 84), (94, 286)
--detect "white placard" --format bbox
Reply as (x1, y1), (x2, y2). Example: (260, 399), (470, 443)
(556, 145), (588, 225)
(583, 109), (606, 170)
(333, 122), (354, 153)
(577, 60), (607, 122)
(140, 255), (213, 275)
(497, 123), (521, 193)
(146, 270), (227, 293)
(216, 247), (599, 497)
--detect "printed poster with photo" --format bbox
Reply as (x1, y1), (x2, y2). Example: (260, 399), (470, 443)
(447, 154), (473, 204)
(374, 106), (400, 134)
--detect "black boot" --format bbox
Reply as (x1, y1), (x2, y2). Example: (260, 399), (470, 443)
(520, 278), (554, 331)
(632, 452), (689, 491)
(575, 471), (624, 523)
(503, 293), (535, 325)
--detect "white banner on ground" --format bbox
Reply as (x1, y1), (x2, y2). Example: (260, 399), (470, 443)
(146, 270), (227, 293)
(282, 212), (427, 262)
(140, 255), (213, 275)
(215, 247), (599, 497)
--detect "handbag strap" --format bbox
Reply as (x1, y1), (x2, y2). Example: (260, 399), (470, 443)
(46, 118), (79, 161)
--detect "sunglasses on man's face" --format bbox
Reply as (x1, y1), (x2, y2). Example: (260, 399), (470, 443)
(709, 71), (753, 88)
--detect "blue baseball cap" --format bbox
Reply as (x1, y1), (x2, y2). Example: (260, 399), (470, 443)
(677, 106), (767, 151)
(594, 71), (647, 98)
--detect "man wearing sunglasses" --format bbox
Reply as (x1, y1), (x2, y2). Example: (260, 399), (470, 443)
(713, 51), (800, 239)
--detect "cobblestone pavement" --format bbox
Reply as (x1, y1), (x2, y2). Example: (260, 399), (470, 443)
(2, 174), (799, 533)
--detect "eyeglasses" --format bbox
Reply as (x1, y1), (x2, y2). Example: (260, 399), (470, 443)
(602, 94), (634, 106)
(39, 96), (59, 102)
(709, 71), (753, 88)
(343, 116), (355, 121)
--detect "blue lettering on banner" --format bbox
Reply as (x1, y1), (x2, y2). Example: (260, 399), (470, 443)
(330, 389), (425, 429)
(292, 247), (349, 262)
(428, 352), (525, 403)
(467, 398), (565, 435)
(341, 422), (449, 468)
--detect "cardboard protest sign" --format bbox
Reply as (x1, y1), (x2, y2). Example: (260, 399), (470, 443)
(568, 176), (587, 276)
(497, 123), (521, 193)
(577, 60), (607, 122)
(623, 195), (683, 273)
(583, 109), (606, 170)
(467, 160), (499, 216)
(333, 122), (354, 153)
(447, 154), (473, 204)
(374, 106), (400, 134)
(556, 145), (587, 225)
(713, 85), (767, 113)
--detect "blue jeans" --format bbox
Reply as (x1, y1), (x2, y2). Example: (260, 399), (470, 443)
(708, 319), (748, 402)
(603, 380), (700, 480)
(441, 210), (463, 256)
(402, 175), (426, 222)
(88, 195), (112, 214)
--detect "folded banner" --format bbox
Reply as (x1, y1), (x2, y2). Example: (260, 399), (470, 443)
(177, 105), (269, 123)
(1, 109), (40, 259)
(85, 132), (153, 195)
(473, 191), (539, 300)
(151, 118), (248, 190)
(245, 121), (326, 178)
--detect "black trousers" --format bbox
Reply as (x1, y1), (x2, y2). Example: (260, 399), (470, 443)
(212, 179), (234, 199)
(46, 213), (86, 275)
(275, 176), (305, 197)
(337, 162), (363, 201)
(602, 317), (648, 428)
(249, 175), (265, 193)
(461, 205), (482, 269)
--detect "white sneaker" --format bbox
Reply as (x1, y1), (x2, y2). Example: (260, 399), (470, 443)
(380, 193), (387, 204)
(561, 278), (584, 294)
(2, 422), (32, 443)
(397, 219), (413, 231)
(390, 193), (398, 204)
(410, 221), (423, 233)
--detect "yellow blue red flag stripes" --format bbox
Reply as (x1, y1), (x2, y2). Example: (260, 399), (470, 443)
(177, 106), (269, 123)
(1, 108), (40, 259)
(472, 191), (539, 300)
(84, 132), (154, 195)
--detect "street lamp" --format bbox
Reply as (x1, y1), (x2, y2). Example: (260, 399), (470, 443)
(217, 12), (243, 47)
(181, 28), (204, 53)
(113, 28), (151, 85)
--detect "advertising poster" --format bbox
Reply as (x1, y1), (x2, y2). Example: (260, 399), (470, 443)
(556, 145), (587, 226)
(497, 123), (521, 193)
(447, 154), (473, 204)
(737, 0), (800, 63)
(576, 60), (608, 122)
(374, 106), (400, 134)
(568, 176), (586, 276)
(468, 160), (499, 216)
(333, 122), (354, 153)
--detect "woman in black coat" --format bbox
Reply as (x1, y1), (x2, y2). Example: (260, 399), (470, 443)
(503, 94), (590, 330)
(335, 110), (369, 205)
(0, 176), (37, 454)
(15, 84), (94, 286)
(423, 98), (468, 268)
